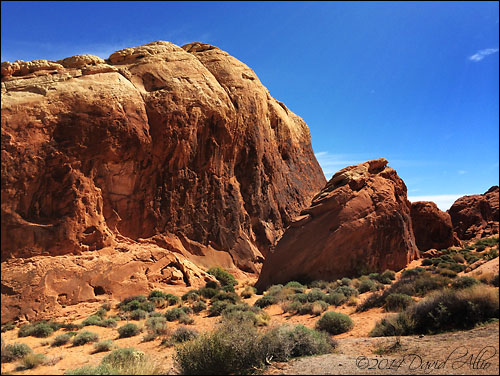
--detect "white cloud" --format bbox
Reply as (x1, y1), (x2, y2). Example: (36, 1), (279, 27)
(469, 48), (499, 62)
(408, 194), (470, 211)
(314, 152), (365, 179)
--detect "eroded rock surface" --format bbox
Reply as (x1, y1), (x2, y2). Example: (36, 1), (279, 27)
(448, 186), (499, 240)
(411, 201), (461, 251)
(1, 41), (325, 322)
(255, 158), (419, 291)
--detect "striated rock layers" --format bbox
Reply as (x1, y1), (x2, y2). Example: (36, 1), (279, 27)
(448, 186), (499, 240)
(255, 158), (419, 291)
(410, 201), (461, 251)
(1, 41), (325, 322)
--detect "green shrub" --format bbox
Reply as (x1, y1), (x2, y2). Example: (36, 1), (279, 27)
(96, 308), (107, 318)
(98, 347), (161, 374)
(308, 280), (329, 289)
(265, 284), (284, 296)
(307, 288), (327, 302)
(192, 301), (207, 313)
(199, 287), (218, 299)
(316, 312), (353, 334)
(439, 268), (458, 278)
(340, 277), (352, 286)
(281, 301), (303, 314)
(179, 314), (195, 325)
(384, 293), (414, 312)
(182, 290), (200, 302)
(211, 291), (239, 304)
(311, 301), (329, 316)
(208, 266), (238, 287)
(292, 293), (308, 303)
(100, 303), (112, 311)
(165, 307), (184, 322)
(149, 297), (166, 308)
(205, 280), (220, 289)
(129, 309), (147, 320)
(99, 319), (118, 328)
(148, 290), (166, 299)
(19, 353), (46, 369)
(118, 323), (141, 338)
(208, 301), (230, 316)
(52, 333), (72, 347)
(145, 317), (168, 336)
(93, 340), (114, 353)
(1, 343), (32, 362)
(222, 284), (235, 293)
(358, 279), (377, 293)
(369, 311), (415, 337)
(81, 315), (103, 327)
(331, 285), (358, 297)
(254, 295), (277, 308)
(72, 330), (99, 346)
(181, 306), (193, 315)
(1, 323), (16, 333)
(284, 281), (305, 293)
(401, 267), (425, 279)
(326, 293), (347, 306)
(18, 322), (55, 338)
(298, 303), (314, 315)
(165, 294), (180, 306)
(421, 258), (433, 266)
(452, 276), (480, 289)
(172, 326), (200, 343)
(61, 323), (81, 331)
(380, 270), (396, 281)
(285, 324), (333, 357)
(241, 286), (257, 298)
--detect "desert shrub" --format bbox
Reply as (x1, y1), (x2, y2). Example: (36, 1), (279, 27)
(118, 295), (147, 310)
(208, 301), (230, 316)
(292, 293), (308, 303)
(174, 320), (330, 375)
(208, 266), (238, 287)
(452, 276), (480, 289)
(148, 290), (166, 299)
(254, 295), (277, 308)
(165, 307), (184, 321)
(19, 353), (46, 369)
(211, 291), (240, 304)
(118, 323), (141, 338)
(439, 268), (458, 278)
(255, 311), (271, 326)
(475, 237), (499, 247)
(284, 281), (305, 292)
(380, 270), (396, 281)
(148, 312), (163, 318)
(205, 280), (220, 289)
(298, 303), (314, 315)
(66, 347), (161, 375)
(316, 312), (353, 334)
(401, 267), (426, 279)
(1, 323), (16, 333)
(1, 343), (32, 362)
(285, 324), (333, 357)
(485, 248), (499, 260)
(384, 293), (414, 312)
(149, 297), (166, 308)
(421, 258), (433, 266)
(347, 296), (359, 307)
(93, 340), (114, 353)
(182, 290), (200, 302)
(52, 333), (72, 347)
(96, 308), (107, 318)
(340, 277), (352, 286)
(81, 315), (102, 327)
(164, 294), (180, 306)
(99, 318), (118, 328)
(311, 301), (329, 316)
(241, 286), (257, 298)
(224, 310), (258, 325)
(369, 311), (415, 337)
(307, 288), (327, 302)
(18, 321), (55, 338)
(452, 254), (466, 263)
(222, 284), (236, 293)
(192, 301), (207, 313)
(358, 279), (377, 293)
(61, 323), (81, 331)
(181, 306), (193, 315)
(100, 302), (112, 311)
(325, 292), (347, 306)
(179, 314), (195, 325)
(172, 326), (200, 343)
(145, 317), (168, 336)
(281, 301), (303, 314)
(199, 287), (218, 299)
(72, 330), (99, 346)
(142, 332), (158, 342)
(331, 285), (358, 297)
(308, 280), (329, 289)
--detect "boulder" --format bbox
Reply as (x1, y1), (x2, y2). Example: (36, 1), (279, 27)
(448, 186), (499, 240)
(255, 158), (419, 291)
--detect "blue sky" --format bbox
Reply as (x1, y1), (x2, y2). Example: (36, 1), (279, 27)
(2, 1), (498, 210)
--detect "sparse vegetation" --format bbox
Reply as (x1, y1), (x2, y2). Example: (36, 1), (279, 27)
(93, 340), (114, 353)
(118, 323), (141, 338)
(52, 333), (73, 347)
(384, 293), (414, 312)
(1, 343), (32, 362)
(72, 330), (99, 346)
(316, 311), (353, 334)
(18, 353), (47, 370)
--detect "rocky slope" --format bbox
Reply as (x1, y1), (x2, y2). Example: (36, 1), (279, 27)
(1, 41), (325, 323)
(410, 201), (461, 251)
(448, 186), (499, 240)
(255, 158), (419, 290)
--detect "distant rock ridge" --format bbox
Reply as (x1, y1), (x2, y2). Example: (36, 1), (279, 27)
(448, 186), (499, 240)
(255, 158), (420, 291)
(1, 41), (325, 323)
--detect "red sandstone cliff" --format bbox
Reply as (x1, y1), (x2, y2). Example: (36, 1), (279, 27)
(1, 41), (325, 322)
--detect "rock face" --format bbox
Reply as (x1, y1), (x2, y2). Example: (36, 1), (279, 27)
(448, 186), (499, 240)
(255, 158), (419, 291)
(410, 201), (461, 251)
(1, 41), (325, 322)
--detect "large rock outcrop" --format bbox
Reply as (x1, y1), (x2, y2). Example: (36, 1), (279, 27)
(410, 201), (461, 251)
(1, 41), (325, 322)
(255, 158), (419, 291)
(448, 186), (499, 240)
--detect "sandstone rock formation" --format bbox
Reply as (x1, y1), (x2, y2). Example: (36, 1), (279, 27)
(1, 41), (325, 322)
(255, 158), (419, 291)
(448, 186), (499, 240)
(410, 201), (461, 251)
